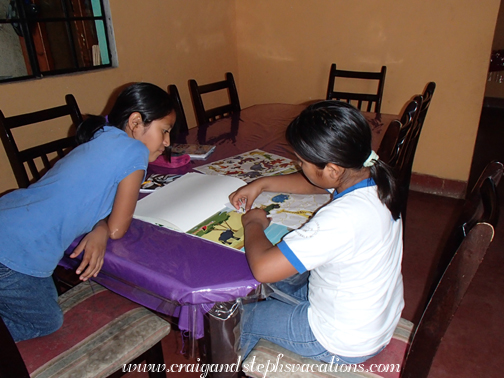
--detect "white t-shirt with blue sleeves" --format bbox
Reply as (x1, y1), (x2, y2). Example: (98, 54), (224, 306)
(0, 126), (149, 277)
(277, 178), (404, 357)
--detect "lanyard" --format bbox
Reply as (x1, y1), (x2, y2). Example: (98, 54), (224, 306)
(332, 178), (376, 201)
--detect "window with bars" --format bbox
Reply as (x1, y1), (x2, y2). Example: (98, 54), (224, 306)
(0, 0), (116, 83)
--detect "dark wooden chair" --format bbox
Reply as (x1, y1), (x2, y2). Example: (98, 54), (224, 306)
(400, 222), (494, 378)
(0, 281), (170, 378)
(189, 72), (241, 126)
(0, 94), (83, 189)
(326, 63), (387, 113)
(377, 119), (401, 166)
(378, 97), (423, 225)
(415, 82), (436, 132)
(167, 84), (189, 137)
(243, 162), (500, 377)
(425, 161), (503, 304)
(0, 95), (85, 291)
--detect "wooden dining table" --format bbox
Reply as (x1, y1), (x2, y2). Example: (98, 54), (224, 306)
(172, 103), (395, 169)
(60, 102), (398, 375)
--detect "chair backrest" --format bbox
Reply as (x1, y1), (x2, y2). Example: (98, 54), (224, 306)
(189, 72), (241, 126)
(326, 63), (387, 113)
(402, 161), (502, 378)
(426, 161), (503, 302)
(376, 119), (401, 165)
(401, 222), (495, 378)
(415, 82), (436, 131)
(0, 94), (83, 188)
(167, 84), (189, 138)
(387, 98), (422, 168)
(382, 97), (422, 223)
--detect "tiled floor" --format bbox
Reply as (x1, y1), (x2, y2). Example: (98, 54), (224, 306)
(125, 104), (504, 377)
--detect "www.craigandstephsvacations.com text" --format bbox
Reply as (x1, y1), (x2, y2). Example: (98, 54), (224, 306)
(122, 355), (401, 377)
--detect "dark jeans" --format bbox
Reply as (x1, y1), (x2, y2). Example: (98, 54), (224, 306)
(240, 272), (383, 364)
(0, 262), (62, 341)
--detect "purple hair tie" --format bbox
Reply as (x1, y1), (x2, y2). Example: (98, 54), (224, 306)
(104, 115), (109, 125)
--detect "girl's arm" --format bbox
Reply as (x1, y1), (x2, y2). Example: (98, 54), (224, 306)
(230, 172), (326, 211)
(242, 209), (298, 283)
(70, 219), (109, 281)
(70, 169), (144, 280)
(107, 170), (145, 239)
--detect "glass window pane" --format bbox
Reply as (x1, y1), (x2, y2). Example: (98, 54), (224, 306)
(0, 21), (30, 80)
(0, 0), (30, 80)
(40, 21), (75, 71)
(94, 20), (109, 65)
(38, 0), (66, 19)
(70, 19), (99, 68)
(67, 0), (95, 18)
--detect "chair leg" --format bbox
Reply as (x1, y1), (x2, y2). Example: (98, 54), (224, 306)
(52, 266), (82, 295)
(145, 341), (167, 378)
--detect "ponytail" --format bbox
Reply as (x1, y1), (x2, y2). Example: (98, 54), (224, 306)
(75, 115), (107, 145)
(369, 160), (401, 220)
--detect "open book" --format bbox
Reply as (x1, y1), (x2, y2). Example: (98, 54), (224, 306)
(133, 173), (292, 251)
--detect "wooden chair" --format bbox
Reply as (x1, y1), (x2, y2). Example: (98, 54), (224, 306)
(242, 166), (499, 377)
(326, 63), (387, 113)
(377, 119), (401, 166)
(189, 72), (241, 126)
(0, 281), (171, 378)
(167, 84), (189, 137)
(0, 95), (85, 291)
(416, 82), (436, 132)
(394, 83), (436, 214)
(426, 161), (503, 303)
(0, 94), (83, 189)
(378, 97), (422, 225)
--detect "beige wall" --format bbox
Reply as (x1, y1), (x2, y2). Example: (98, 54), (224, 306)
(0, 0), (500, 193)
(0, 0), (238, 193)
(235, 0), (500, 183)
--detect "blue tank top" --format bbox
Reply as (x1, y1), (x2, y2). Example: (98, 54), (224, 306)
(0, 126), (148, 277)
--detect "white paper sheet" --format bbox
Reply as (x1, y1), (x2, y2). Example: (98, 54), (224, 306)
(133, 172), (247, 232)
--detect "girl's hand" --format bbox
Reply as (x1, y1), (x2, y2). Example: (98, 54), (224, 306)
(241, 208), (271, 230)
(229, 181), (263, 212)
(70, 220), (109, 281)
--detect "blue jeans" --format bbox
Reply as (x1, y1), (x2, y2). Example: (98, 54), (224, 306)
(0, 263), (62, 341)
(240, 272), (382, 364)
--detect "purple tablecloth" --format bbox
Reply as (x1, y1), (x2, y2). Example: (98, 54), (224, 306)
(60, 219), (259, 337)
(60, 103), (397, 338)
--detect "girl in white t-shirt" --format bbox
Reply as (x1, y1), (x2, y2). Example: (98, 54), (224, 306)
(229, 100), (404, 364)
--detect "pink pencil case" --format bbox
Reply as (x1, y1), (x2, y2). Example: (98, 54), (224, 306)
(150, 154), (190, 168)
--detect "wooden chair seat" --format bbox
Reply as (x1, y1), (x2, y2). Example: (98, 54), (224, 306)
(245, 318), (413, 378)
(2, 281), (171, 378)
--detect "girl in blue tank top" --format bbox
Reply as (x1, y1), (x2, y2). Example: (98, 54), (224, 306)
(0, 83), (177, 341)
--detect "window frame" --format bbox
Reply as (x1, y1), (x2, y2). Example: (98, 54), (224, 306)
(0, 0), (117, 84)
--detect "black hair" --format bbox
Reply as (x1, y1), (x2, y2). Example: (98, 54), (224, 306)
(76, 82), (175, 145)
(286, 100), (400, 220)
